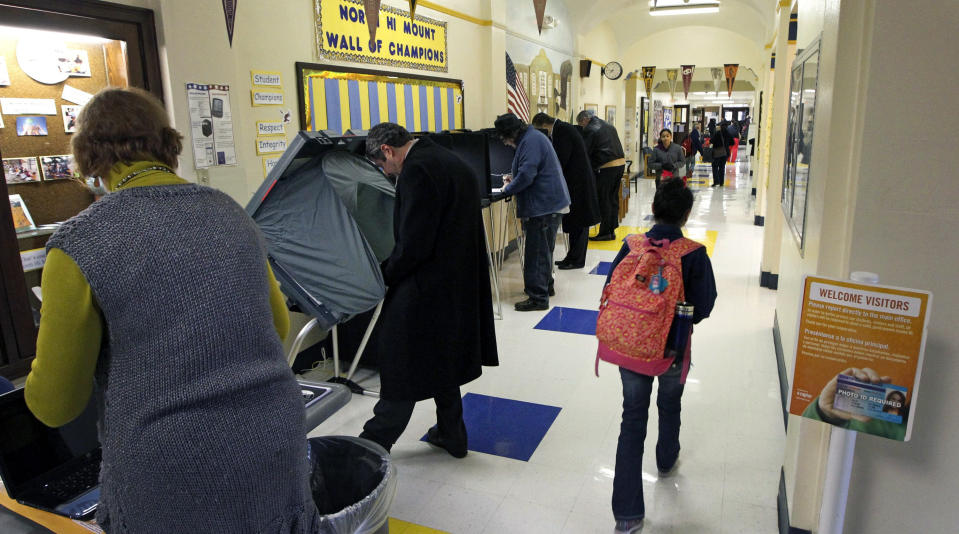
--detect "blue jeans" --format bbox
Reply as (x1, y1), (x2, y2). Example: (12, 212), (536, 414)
(612, 363), (685, 521)
(522, 213), (561, 303)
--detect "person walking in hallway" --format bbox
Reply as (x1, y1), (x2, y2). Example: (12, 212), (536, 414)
(578, 110), (625, 241)
(649, 128), (687, 188)
(710, 120), (733, 187)
(603, 180), (717, 534)
(495, 113), (571, 311)
(360, 123), (499, 457)
(531, 112), (600, 270)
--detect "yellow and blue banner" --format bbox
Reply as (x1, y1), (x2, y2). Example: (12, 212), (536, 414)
(315, 0), (448, 73)
(300, 67), (464, 134)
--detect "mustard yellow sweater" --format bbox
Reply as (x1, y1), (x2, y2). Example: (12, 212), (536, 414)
(25, 161), (290, 427)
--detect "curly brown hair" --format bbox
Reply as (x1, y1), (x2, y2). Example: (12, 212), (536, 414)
(71, 88), (183, 178)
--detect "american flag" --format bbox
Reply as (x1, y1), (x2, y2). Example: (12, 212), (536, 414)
(506, 53), (530, 123)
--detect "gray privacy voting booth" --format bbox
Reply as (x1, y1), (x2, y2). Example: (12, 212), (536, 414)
(246, 131), (395, 395)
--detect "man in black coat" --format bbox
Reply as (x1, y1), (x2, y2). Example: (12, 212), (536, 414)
(577, 110), (626, 241)
(532, 112), (600, 269)
(360, 123), (498, 457)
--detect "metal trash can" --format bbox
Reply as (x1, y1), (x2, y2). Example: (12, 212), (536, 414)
(308, 436), (397, 534)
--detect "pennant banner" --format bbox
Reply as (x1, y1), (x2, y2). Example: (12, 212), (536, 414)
(222, 0), (237, 47)
(666, 68), (678, 100)
(724, 63), (739, 98)
(364, 0), (381, 46)
(681, 65), (695, 99)
(534, 0), (548, 34)
(710, 67), (723, 96)
(409, 0), (417, 17)
(641, 66), (656, 102)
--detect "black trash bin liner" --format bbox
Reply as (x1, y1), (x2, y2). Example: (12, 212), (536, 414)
(308, 436), (397, 534)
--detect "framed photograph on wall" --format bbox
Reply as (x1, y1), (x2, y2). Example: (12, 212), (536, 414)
(606, 105), (616, 125)
(781, 38), (821, 254)
(584, 103), (598, 114)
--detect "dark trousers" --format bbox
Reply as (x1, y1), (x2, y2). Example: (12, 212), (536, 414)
(711, 157), (726, 186)
(522, 213), (561, 303)
(359, 386), (465, 452)
(612, 364), (684, 521)
(595, 166), (624, 235)
(561, 225), (589, 267)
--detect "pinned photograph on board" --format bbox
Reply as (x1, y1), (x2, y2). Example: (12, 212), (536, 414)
(39, 155), (78, 181)
(57, 49), (91, 77)
(62, 105), (81, 133)
(3, 157), (41, 184)
(8, 194), (37, 233)
(16, 116), (48, 136)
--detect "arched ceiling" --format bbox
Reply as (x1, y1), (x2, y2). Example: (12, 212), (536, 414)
(565, 0), (778, 49)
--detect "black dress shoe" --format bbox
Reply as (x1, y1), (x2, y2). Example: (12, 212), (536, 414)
(558, 262), (585, 270)
(514, 298), (548, 311)
(589, 233), (616, 241)
(549, 287), (555, 297)
(426, 426), (467, 458)
(555, 259), (569, 266)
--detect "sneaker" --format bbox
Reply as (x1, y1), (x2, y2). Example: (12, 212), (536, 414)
(614, 518), (644, 533)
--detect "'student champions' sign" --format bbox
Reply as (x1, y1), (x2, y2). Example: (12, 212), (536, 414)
(315, 0), (449, 72)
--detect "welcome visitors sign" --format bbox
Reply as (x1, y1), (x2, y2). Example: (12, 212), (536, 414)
(316, 0), (449, 72)
(789, 276), (932, 441)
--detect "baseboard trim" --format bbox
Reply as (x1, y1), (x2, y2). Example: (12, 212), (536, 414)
(754, 215), (765, 226)
(751, 187), (757, 196)
(778, 469), (789, 534)
(761, 271), (780, 290)
(774, 312), (788, 430)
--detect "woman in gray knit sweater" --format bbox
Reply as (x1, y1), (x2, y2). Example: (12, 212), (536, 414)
(26, 88), (321, 533)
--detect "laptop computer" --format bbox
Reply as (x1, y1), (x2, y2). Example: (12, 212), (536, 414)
(0, 388), (100, 520)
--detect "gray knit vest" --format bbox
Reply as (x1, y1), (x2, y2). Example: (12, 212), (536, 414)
(47, 184), (320, 533)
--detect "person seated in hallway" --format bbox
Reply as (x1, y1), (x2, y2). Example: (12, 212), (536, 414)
(602, 179), (717, 534)
(577, 110), (625, 242)
(360, 123), (498, 456)
(495, 113), (571, 311)
(24, 88), (320, 532)
(530, 112), (600, 270)
(649, 128), (687, 188)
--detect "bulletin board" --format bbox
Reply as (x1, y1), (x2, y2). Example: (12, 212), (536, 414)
(0, 35), (124, 224)
(296, 62), (464, 135)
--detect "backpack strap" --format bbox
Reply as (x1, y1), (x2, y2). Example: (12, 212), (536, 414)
(667, 237), (704, 257)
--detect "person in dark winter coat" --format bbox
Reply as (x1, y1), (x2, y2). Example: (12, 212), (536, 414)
(710, 121), (733, 187)
(532, 112), (600, 269)
(361, 123), (498, 457)
(578, 110), (626, 241)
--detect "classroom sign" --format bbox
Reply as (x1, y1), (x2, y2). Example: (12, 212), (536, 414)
(315, 0), (448, 72)
(789, 276), (932, 441)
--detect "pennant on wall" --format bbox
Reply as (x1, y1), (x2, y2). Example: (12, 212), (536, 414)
(724, 63), (739, 97)
(364, 0), (381, 46)
(641, 66), (656, 102)
(681, 65), (695, 99)
(534, 0), (548, 34)
(710, 67), (723, 96)
(666, 68), (678, 100)
(222, 0), (237, 47)
(409, 0), (417, 18)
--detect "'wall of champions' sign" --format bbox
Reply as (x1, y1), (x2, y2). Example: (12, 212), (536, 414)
(315, 0), (449, 73)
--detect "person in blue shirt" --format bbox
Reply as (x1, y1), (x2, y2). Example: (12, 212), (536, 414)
(494, 113), (571, 311)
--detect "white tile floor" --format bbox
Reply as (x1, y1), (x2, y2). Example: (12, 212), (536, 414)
(309, 159), (784, 533)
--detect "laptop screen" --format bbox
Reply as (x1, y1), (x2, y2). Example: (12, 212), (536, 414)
(0, 389), (99, 496)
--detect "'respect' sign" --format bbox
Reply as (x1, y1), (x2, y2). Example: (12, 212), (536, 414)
(315, 0), (449, 72)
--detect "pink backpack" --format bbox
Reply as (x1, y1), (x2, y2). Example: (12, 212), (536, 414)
(595, 234), (702, 376)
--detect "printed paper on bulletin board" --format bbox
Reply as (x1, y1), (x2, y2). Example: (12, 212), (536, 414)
(789, 276), (932, 441)
(315, 0), (448, 72)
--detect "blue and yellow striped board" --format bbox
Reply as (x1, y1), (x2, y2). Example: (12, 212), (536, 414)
(303, 70), (464, 135)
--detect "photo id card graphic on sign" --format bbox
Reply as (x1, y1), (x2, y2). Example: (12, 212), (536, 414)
(833, 374), (909, 425)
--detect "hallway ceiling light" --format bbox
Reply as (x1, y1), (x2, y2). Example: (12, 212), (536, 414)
(649, 0), (720, 16)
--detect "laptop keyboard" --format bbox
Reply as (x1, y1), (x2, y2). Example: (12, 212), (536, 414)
(43, 460), (100, 500)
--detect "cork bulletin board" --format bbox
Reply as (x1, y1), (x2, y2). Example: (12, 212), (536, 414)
(0, 36), (126, 225)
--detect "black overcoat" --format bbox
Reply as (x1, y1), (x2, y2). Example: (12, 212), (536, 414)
(372, 137), (498, 401)
(551, 120), (601, 231)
